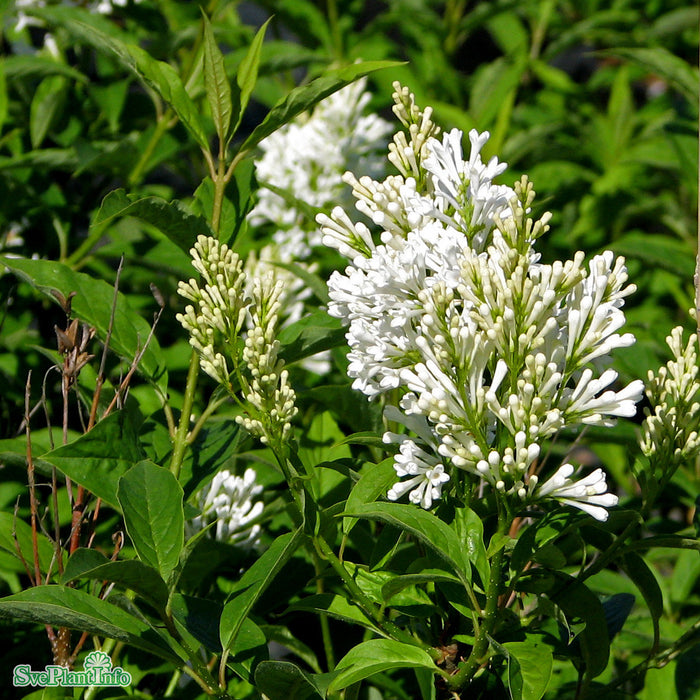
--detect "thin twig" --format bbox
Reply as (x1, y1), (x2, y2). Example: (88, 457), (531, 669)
(102, 307), (164, 419)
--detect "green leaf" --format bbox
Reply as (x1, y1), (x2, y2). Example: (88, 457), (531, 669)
(286, 593), (382, 632)
(0, 586), (182, 663)
(239, 61), (404, 154)
(328, 639), (437, 693)
(552, 575), (610, 678)
(254, 660), (335, 700)
(610, 233), (695, 280)
(234, 18), (271, 136)
(454, 506), (489, 588)
(278, 310), (347, 366)
(380, 570), (461, 603)
(343, 458), (396, 535)
(502, 641), (553, 700)
(220, 529), (303, 652)
(62, 548), (169, 612)
(342, 502), (472, 589)
(0, 512), (59, 576)
(39, 14), (209, 149)
(202, 13), (233, 146)
(117, 461), (184, 582)
(30, 75), (67, 149)
(92, 189), (213, 254)
(620, 553), (661, 648)
(599, 47), (699, 106)
(41, 409), (146, 510)
(1, 256), (167, 391)
(3, 55), (87, 83)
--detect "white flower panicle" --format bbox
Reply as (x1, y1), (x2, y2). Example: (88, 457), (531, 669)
(177, 235), (248, 385)
(250, 78), (392, 263)
(188, 468), (264, 548)
(177, 236), (298, 448)
(235, 272), (299, 447)
(640, 326), (700, 471)
(322, 83), (643, 520)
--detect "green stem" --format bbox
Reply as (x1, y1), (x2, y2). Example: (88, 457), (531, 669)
(128, 110), (173, 188)
(313, 550), (336, 670)
(169, 349), (200, 479)
(448, 524), (507, 691)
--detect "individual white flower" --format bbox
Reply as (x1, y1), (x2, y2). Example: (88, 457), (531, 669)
(188, 468), (264, 548)
(386, 437), (450, 509)
(529, 463), (618, 521)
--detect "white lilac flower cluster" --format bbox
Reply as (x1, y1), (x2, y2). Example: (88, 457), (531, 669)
(320, 82), (644, 521)
(187, 468), (263, 548)
(246, 79), (391, 375)
(640, 326), (700, 473)
(177, 235), (297, 448)
(250, 78), (392, 263)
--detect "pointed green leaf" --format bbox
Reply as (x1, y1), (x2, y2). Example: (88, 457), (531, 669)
(117, 461), (184, 582)
(220, 529), (303, 651)
(343, 458), (396, 535)
(621, 553), (662, 648)
(30, 75), (67, 149)
(502, 641), (553, 700)
(3, 55), (87, 83)
(0, 512), (60, 576)
(233, 18), (271, 135)
(62, 548), (169, 612)
(202, 13), (233, 146)
(0, 586), (182, 663)
(33, 14), (209, 150)
(239, 61), (403, 154)
(41, 410), (146, 510)
(342, 501), (472, 589)
(92, 189), (213, 253)
(254, 660), (336, 700)
(286, 593), (382, 632)
(277, 310), (346, 366)
(0, 256), (167, 391)
(599, 47), (699, 105)
(328, 639), (437, 693)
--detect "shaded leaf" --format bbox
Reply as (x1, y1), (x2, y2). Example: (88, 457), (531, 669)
(41, 410), (146, 510)
(117, 461), (184, 582)
(0, 586), (182, 663)
(328, 639), (436, 693)
(1, 256), (167, 391)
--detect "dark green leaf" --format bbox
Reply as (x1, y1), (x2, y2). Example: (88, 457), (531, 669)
(342, 502), (472, 589)
(286, 593), (382, 632)
(92, 189), (213, 254)
(234, 18), (271, 135)
(0, 586), (182, 663)
(117, 461), (184, 582)
(254, 661), (335, 700)
(202, 13), (233, 145)
(599, 47), (699, 105)
(220, 529), (303, 652)
(62, 548), (169, 612)
(381, 570), (461, 603)
(30, 75), (67, 149)
(3, 55), (87, 83)
(278, 310), (347, 366)
(1, 256), (167, 391)
(620, 553), (661, 648)
(39, 14), (209, 149)
(41, 410), (146, 510)
(343, 458), (396, 535)
(0, 512), (59, 576)
(502, 640), (553, 700)
(239, 61), (404, 154)
(328, 639), (437, 693)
